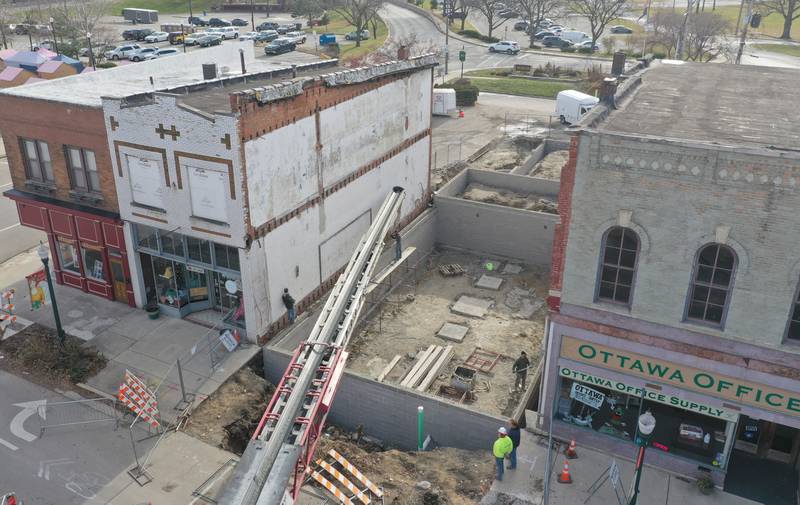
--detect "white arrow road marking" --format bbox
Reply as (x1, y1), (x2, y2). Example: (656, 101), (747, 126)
(10, 399), (47, 442)
(0, 437), (19, 451)
(38, 458), (71, 480)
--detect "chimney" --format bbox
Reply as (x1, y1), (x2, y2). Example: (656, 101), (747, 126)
(611, 51), (626, 76)
(202, 63), (218, 80)
(397, 44), (409, 61)
(600, 77), (618, 106)
(239, 48), (246, 74)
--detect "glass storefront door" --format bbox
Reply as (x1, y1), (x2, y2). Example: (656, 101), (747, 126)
(186, 266), (212, 311)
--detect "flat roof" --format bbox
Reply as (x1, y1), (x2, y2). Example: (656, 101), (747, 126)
(601, 62), (800, 150)
(0, 43), (292, 107)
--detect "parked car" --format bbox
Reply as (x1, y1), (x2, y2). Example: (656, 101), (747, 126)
(122, 28), (154, 41)
(610, 24), (633, 34)
(104, 44), (141, 60)
(548, 25), (564, 33)
(542, 36), (572, 48)
(498, 9), (520, 18)
(345, 29), (370, 41)
(33, 40), (55, 50)
(488, 40), (520, 54)
(239, 31), (259, 40)
(277, 23), (299, 34)
(493, 2), (507, 10)
(129, 46), (157, 61)
(576, 40), (600, 51)
(183, 32), (204, 45)
(197, 34), (223, 47)
(208, 18), (231, 27)
(257, 21), (279, 31)
(254, 30), (280, 42)
(188, 16), (208, 26)
(217, 26), (239, 39)
(168, 31), (185, 44)
(231, 18), (249, 26)
(143, 47), (181, 60)
(265, 38), (296, 55)
(534, 30), (556, 40)
(513, 20), (529, 31)
(560, 30), (590, 43)
(285, 31), (307, 44)
(144, 31), (169, 43)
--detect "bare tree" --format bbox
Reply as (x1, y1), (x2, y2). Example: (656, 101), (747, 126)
(761, 0), (799, 39)
(650, 9), (683, 56)
(325, 0), (383, 47)
(0, 0), (14, 49)
(454, 0), (471, 30)
(467, 0), (510, 38)
(567, 0), (628, 48)
(512, 0), (562, 47)
(684, 11), (727, 60)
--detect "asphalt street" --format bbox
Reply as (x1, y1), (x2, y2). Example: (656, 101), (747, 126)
(0, 156), (45, 264)
(0, 370), (153, 505)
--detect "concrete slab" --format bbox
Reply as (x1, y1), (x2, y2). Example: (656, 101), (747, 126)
(437, 322), (469, 342)
(516, 298), (544, 319)
(451, 295), (493, 318)
(111, 311), (173, 341)
(502, 263), (523, 275)
(90, 329), (136, 359)
(476, 274), (503, 291)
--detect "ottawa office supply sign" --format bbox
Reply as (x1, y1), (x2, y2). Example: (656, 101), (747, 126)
(570, 382), (605, 409)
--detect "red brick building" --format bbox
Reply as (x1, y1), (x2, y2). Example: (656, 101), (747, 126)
(0, 95), (135, 305)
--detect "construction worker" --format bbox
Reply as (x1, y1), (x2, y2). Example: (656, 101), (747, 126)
(493, 427), (513, 481)
(507, 418), (521, 469)
(390, 230), (402, 261)
(282, 288), (296, 323)
(512, 351), (530, 391)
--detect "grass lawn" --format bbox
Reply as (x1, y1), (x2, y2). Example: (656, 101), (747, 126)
(109, 0), (217, 14)
(315, 11), (389, 61)
(752, 43), (800, 57)
(456, 76), (584, 98)
(712, 5), (797, 39)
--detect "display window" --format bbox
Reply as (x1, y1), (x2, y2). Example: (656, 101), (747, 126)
(556, 371), (734, 467)
(82, 247), (106, 281)
(152, 257), (188, 308)
(57, 240), (81, 274)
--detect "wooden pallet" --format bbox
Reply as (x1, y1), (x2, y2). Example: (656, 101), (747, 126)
(464, 348), (502, 373)
(439, 263), (466, 277)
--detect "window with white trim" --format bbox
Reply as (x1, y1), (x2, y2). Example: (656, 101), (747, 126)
(686, 244), (736, 325)
(21, 139), (53, 183)
(66, 146), (100, 193)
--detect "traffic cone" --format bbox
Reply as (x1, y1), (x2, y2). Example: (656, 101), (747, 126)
(458, 109), (464, 118)
(557, 460), (573, 484)
(565, 439), (578, 459)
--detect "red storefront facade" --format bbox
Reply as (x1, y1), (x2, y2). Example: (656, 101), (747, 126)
(7, 190), (135, 306)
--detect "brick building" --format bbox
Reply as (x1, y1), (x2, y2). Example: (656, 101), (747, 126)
(542, 62), (800, 502)
(0, 43), (275, 306)
(101, 55), (435, 342)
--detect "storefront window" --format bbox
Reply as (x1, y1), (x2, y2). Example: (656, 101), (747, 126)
(186, 237), (212, 265)
(160, 232), (184, 257)
(214, 243), (240, 272)
(136, 224), (158, 251)
(57, 241), (80, 274)
(152, 257), (188, 308)
(82, 247), (105, 281)
(556, 373), (731, 466)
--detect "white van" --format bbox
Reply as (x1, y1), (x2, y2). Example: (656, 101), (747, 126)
(555, 89), (599, 124)
(218, 26), (239, 39)
(560, 30), (590, 43)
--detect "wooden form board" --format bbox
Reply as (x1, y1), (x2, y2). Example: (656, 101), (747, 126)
(376, 355), (402, 383)
(400, 345), (436, 387)
(417, 345), (454, 392)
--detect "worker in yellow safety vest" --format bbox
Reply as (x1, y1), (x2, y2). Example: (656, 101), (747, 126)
(493, 427), (513, 481)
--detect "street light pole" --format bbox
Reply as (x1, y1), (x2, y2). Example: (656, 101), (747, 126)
(735, 0), (754, 64)
(37, 242), (65, 346)
(251, 0), (256, 29)
(49, 17), (59, 54)
(86, 32), (95, 70)
(627, 411), (656, 505)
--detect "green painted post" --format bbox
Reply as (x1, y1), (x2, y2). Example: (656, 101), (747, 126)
(417, 406), (424, 450)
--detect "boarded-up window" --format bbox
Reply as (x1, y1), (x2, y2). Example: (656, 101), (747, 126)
(187, 164), (228, 222)
(127, 154), (164, 209)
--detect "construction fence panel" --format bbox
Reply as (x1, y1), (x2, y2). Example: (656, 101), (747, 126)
(38, 398), (120, 436)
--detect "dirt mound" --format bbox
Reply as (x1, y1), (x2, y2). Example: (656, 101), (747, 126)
(316, 431), (494, 504)
(185, 362), (273, 454)
(461, 183), (557, 214)
(530, 150), (568, 180)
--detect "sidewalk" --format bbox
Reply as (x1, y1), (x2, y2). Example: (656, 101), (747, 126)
(2, 267), (258, 424)
(481, 430), (761, 505)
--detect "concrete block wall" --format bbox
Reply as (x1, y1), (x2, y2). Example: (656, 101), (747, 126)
(512, 138), (571, 176)
(438, 168), (559, 198)
(263, 347), (504, 451)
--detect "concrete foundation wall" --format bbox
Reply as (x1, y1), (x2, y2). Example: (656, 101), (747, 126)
(512, 138), (570, 176)
(263, 347), (504, 451)
(437, 168), (559, 198)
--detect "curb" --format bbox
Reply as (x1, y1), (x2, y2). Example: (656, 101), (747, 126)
(388, 0), (612, 62)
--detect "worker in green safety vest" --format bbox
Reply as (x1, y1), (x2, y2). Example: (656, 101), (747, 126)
(493, 427), (513, 481)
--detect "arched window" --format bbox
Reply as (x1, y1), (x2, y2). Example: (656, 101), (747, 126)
(687, 244), (736, 325)
(597, 227), (639, 305)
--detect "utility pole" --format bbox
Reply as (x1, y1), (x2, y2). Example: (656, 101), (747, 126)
(251, 0), (255, 29)
(444, 0), (450, 75)
(735, 0), (754, 64)
(735, 0), (744, 35)
(675, 0), (693, 59)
